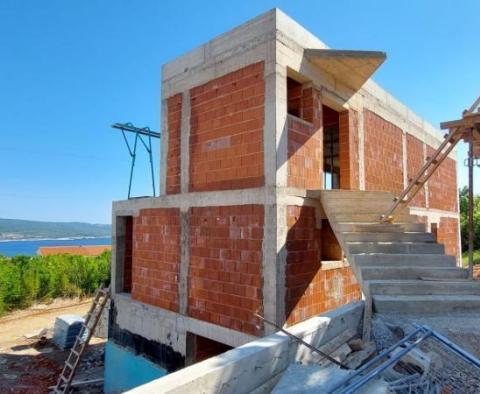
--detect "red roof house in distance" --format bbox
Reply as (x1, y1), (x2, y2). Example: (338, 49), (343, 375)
(38, 245), (111, 256)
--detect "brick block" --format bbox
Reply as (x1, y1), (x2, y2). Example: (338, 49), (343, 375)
(285, 206), (360, 326)
(131, 208), (181, 312)
(188, 205), (264, 336)
(364, 110), (404, 194)
(406, 134), (426, 207)
(189, 63), (265, 192)
(426, 146), (457, 212)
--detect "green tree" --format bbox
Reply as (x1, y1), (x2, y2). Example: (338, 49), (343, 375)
(459, 186), (480, 251)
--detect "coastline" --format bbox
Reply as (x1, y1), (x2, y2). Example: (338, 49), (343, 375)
(0, 235), (110, 243)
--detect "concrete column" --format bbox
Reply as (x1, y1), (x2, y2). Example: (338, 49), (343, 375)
(423, 142), (429, 208)
(264, 49), (286, 188)
(358, 107), (366, 190)
(275, 203), (288, 328)
(180, 91), (191, 193)
(263, 40), (284, 330)
(402, 131), (408, 189)
(179, 209), (189, 315)
(160, 98), (169, 196)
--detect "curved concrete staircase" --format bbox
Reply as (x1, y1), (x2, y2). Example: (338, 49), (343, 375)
(320, 190), (480, 315)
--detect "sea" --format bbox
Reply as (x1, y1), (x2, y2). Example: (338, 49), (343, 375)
(0, 237), (112, 257)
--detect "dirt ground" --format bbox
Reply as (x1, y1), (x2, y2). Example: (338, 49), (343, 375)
(0, 298), (105, 393)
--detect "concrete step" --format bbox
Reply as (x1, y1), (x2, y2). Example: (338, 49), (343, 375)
(353, 254), (457, 268)
(334, 222), (426, 233)
(332, 213), (417, 223)
(347, 242), (444, 255)
(341, 232), (434, 243)
(360, 266), (468, 281)
(373, 295), (480, 314)
(368, 280), (480, 296)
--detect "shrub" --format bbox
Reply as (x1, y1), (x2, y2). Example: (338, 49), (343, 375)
(0, 251), (110, 315)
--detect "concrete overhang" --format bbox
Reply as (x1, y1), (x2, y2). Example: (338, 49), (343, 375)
(304, 49), (386, 92)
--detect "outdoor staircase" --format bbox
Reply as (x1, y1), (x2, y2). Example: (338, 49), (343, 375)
(320, 190), (480, 315)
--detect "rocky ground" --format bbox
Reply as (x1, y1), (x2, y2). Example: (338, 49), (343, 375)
(0, 299), (105, 393)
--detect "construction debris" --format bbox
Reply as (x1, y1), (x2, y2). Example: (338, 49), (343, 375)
(344, 342), (376, 370)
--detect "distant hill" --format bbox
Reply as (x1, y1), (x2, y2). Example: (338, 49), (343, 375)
(0, 218), (111, 240)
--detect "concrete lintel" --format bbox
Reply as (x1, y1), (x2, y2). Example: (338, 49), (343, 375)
(112, 187), (275, 216)
(113, 294), (256, 354)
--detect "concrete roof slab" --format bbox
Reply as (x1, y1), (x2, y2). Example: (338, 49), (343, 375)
(304, 49), (386, 92)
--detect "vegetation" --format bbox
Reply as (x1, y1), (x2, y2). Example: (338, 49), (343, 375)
(0, 251), (110, 315)
(459, 187), (480, 265)
(462, 250), (480, 266)
(0, 218), (111, 240)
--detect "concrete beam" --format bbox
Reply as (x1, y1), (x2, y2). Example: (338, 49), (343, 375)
(113, 294), (256, 355)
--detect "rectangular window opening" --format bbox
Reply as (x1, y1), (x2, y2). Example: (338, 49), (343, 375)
(323, 105), (340, 190)
(186, 333), (233, 365)
(287, 77), (303, 118)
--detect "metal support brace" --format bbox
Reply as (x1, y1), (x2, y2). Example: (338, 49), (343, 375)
(112, 122), (161, 199)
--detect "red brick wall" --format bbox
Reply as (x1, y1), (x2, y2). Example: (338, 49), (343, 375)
(123, 216), (133, 293)
(301, 87), (322, 125)
(285, 206), (360, 326)
(188, 205), (264, 336)
(364, 110), (404, 194)
(426, 146), (457, 212)
(189, 62), (265, 192)
(166, 94), (182, 194)
(406, 134), (426, 207)
(339, 109), (360, 190)
(436, 217), (460, 258)
(131, 208), (181, 312)
(287, 115), (322, 189)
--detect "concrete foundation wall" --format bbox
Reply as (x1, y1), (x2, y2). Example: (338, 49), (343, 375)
(126, 301), (364, 394)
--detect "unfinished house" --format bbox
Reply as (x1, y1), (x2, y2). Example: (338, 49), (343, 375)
(106, 9), (468, 392)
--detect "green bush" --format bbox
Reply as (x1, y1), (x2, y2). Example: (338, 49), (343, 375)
(0, 251), (110, 315)
(459, 186), (480, 252)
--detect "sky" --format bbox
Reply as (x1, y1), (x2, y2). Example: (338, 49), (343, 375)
(0, 1), (478, 224)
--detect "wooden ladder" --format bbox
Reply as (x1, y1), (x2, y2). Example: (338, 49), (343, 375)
(53, 287), (110, 394)
(381, 96), (480, 223)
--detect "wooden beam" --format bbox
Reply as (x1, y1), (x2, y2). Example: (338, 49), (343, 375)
(440, 112), (480, 130)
